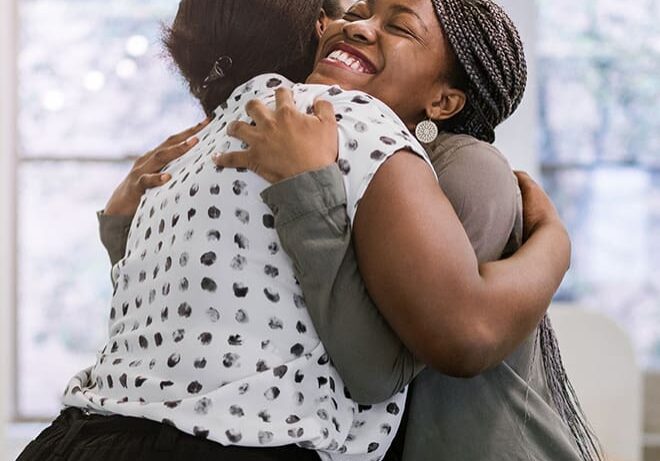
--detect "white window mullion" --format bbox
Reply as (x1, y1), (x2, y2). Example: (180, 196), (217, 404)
(1, 0), (19, 440)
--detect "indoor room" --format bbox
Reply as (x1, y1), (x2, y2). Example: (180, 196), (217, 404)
(0, 0), (657, 460)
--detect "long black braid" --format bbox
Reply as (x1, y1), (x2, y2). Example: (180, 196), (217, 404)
(431, 1), (604, 460)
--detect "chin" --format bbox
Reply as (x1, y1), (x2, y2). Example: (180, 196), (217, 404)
(306, 70), (359, 92)
(305, 71), (327, 85)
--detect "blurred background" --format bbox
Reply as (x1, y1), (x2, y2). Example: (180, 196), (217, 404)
(0, 0), (658, 460)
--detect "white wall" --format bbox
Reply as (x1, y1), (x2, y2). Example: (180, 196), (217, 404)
(494, 0), (540, 177)
(0, 0), (17, 457)
(550, 306), (644, 461)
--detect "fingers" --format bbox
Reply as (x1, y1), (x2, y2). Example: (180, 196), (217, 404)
(227, 120), (257, 144)
(274, 87), (295, 111)
(164, 117), (212, 147)
(213, 151), (250, 169)
(137, 173), (172, 192)
(313, 98), (336, 124)
(245, 99), (273, 126)
(150, 137), (199, 170)
(514, 171), (537, 190)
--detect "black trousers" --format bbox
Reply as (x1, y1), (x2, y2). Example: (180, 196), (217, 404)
(17, 407), (323, 461)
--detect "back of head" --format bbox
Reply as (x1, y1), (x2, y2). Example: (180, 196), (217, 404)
(322, 0), (346, 19)
(164, 0), (324, 115)
(432, 0), (527, 143)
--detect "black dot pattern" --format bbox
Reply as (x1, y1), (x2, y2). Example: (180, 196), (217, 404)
(63, 74), (430, 460)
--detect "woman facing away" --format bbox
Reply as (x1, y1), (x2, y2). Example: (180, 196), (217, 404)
(18, 1), (598, 461)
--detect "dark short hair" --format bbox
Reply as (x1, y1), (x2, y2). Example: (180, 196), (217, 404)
(322, 0), (345, 19)
(163, 0), (324, 115)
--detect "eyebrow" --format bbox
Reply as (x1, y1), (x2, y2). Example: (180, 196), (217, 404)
(365, 0), (430, 33)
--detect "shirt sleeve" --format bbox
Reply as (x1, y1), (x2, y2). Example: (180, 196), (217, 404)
(97, 210), (133, 267)
(433, 140), (523, 264)
(261, 165), (423, 405)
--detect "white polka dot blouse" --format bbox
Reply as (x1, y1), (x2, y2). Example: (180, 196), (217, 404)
(63, 74), (434, 461)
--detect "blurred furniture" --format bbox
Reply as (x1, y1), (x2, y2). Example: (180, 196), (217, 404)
(549, 304), (643, 461)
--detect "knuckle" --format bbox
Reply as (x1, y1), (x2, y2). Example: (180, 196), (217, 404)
(227, 121), (239, 134)
(279, 105), (295, 118)
(127, 169), (140, 182)
(154, 151), (166, 163)
(137, 175), (148, 187)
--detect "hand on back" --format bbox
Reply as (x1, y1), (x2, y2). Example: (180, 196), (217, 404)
(514, 171), (566, 242)
(104, 118), (211, 216)
(213, 88), (338, 184)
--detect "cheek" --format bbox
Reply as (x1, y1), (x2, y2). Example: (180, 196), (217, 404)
(315, 23), (345, 61)
(374, 62), (437, 117)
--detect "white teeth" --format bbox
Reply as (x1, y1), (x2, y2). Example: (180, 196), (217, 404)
(327, 50), (368, 73)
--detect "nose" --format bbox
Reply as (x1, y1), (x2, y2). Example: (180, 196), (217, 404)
(343, 19), (377, 44)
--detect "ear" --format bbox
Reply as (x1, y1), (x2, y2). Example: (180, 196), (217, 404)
(316, 8), (331, 39)
(426, 85), (466, 122)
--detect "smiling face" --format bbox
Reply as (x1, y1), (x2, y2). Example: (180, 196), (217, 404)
(308, 0), (465, 129)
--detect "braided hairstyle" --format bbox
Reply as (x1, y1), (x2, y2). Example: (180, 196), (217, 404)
(430, 4), (603, 458)
(432, 0), (527, 143)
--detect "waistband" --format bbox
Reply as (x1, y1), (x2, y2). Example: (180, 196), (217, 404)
(52, 406), (181, 459)
(55, 407), (170, 436)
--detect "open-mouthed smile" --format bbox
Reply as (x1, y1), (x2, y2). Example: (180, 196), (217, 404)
(320, 43), (377, 75)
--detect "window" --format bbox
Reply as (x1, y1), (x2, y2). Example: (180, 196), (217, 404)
(15, 0), (202, 420)
(538, 0), (660, 369)
(12, 0), (658, 422)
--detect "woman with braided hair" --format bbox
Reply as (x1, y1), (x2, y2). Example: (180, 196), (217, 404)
(214, 0), (602, 460)
(18, 0), (596, 460)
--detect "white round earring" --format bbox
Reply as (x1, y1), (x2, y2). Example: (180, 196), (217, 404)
(415, 119), (438, 144)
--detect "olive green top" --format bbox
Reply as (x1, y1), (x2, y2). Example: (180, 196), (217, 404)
(98, 133), (581, 460)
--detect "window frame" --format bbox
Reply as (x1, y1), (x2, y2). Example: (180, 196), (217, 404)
(7, 0), (205, 422)
(1, 0), (19, 427)
(4, 0), (139, 423)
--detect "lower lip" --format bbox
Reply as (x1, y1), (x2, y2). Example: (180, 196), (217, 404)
(319, 58), (372, 75)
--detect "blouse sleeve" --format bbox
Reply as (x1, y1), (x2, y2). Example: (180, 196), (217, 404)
(97, 210), (133, 267)
(261, 164), (424, 405)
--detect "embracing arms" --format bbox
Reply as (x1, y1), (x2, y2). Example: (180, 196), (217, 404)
(260, 165), (423, 402)
(216, 88), (570, 380)
(351, 152), (568, 376)
(99, 94), (569, 403)
(99, 119), (210, 266)
(259, 139), (538, 402)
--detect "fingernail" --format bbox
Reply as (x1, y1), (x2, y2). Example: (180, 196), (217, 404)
(161, 174), (171, 181)
(186, 137), (198, 145)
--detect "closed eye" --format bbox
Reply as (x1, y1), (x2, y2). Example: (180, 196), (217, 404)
(390, 24), (411, 34)
(388, 23), (415, 38)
